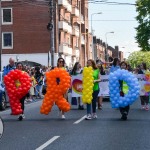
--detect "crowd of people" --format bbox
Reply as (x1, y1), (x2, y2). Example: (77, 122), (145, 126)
(2, 56), (150, 121)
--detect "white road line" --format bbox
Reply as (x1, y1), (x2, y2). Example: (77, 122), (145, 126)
(73, 115), (86, 124)
(35, 136), (60, 150)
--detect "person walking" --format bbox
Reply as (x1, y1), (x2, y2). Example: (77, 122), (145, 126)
(97, 64), (106, 110)
(16, 62), (28, 121)
(34, 66), (44, 99)
(85, 59), (101, 120)
(119, 61), (130, 120)
(71, 62), (84, 110)
(138, 62), (149, 110)
(57, 58), (69, 119)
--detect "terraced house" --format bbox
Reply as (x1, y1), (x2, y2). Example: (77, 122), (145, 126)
(0, 0), (92, 68)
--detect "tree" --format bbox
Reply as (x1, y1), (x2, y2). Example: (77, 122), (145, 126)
(127, 51), (150, 68)
(135, 0), (150, 51)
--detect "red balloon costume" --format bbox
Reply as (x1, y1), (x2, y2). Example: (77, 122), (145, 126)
(40, 68), (71, 115)
(4, 69), (31, 115)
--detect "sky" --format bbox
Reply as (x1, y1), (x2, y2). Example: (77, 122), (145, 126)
(88, 0), (140, 58)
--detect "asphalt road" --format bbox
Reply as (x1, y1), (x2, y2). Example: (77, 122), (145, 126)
(0, 99), (150, 150)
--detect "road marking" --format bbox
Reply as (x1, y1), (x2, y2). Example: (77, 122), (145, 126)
(35, 136), (60, 150)
(73, 115), (86, 124)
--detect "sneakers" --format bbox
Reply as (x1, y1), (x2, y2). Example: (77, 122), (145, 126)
(121, 112), (127, 121)
(141, 105), (149, 111)
(22, 114), (25, 119)
(145, 105), (149, 111)
(141, 105), (145, 110)
(92, 113), (97, 119)
(61, 115), (65, 119)
(78, 105), (84, 110)
(18, 114), (25, 121)
(85, 114), (92, 120)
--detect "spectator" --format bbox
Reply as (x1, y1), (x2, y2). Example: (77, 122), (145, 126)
(34, 66), (44, 99)
(138, 62), (149, 110)
(109, 58), (120, 73)
(71, 62), (84, 110)
(3, 58), (16, 76)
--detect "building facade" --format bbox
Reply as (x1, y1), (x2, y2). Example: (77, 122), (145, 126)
(0, 0), (90, 69)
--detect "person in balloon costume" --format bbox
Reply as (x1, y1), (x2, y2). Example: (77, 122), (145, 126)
(85, 59), (101, 120)
(16, 63), (29, 120)
(57, 58), (69, 119)
(119, 61), (130, 120)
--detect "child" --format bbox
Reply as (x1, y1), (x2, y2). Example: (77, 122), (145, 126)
(29, 71), (37, 101)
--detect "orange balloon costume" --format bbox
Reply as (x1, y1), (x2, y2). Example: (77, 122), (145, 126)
(40, 68), (71, 115)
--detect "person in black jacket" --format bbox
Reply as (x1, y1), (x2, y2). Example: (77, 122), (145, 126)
(119, 61), (130, 120)
(34, 66), (44, 99)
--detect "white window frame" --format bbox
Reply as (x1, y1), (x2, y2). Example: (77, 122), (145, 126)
(1, 7), (13, 25)
(2, 32), (13, 49)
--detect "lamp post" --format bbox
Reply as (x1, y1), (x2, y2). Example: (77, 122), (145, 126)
(105, 31), (114, 62)
(91, 12), (102, 60)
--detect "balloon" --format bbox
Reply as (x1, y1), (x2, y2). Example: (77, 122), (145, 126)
(109, 69), (140, 108)
(82, 67), (94, 104)
(40, 68), (71, 115)
(4, 69), (31, 115)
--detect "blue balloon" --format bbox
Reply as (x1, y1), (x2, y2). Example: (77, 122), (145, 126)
(109, 69), (140, 108)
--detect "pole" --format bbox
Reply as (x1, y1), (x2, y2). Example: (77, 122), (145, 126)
(91, 14), (94, 60)
(49, 0), (55, 67)
(105, 33), (108, 62)
(0, 1), (2, 71)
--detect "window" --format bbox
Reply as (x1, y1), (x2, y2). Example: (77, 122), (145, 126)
(2, 8), (13, 25)
(76, 38), (79, 48)
(2, 32), (13, 49)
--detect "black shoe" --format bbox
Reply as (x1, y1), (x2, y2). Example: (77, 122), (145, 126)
(18, 115), (23, 121)
(78, 105), (84, 110)
(121, 113), (127, 121)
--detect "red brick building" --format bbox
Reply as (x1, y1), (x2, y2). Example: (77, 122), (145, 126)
(0, 0), (91, 68)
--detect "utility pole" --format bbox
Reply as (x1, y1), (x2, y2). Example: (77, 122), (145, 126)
(48, 0), (55, 67)
(0, 1), (2, 71)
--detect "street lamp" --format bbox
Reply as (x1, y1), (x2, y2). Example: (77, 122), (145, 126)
(105, 31), (114, 62)
(91, 12), (102, 60)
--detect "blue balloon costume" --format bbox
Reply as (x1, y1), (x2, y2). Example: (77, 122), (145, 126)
(109, 69), (140, 108)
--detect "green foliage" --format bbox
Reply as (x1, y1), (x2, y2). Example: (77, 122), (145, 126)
(127, 51), (150, 68)
(135, 0), (150, 51)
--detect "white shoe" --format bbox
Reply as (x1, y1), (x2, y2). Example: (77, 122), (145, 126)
(61, 115), (65, 119)
(85, 114), (92, 120)
(92, 113), (97, 119)
(22, 114), (25, 119)
(141, 105), (145, 110)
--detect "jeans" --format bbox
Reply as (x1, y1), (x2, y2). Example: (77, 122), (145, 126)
(35, 85), (43, 96)
(87, 90), (99, 114)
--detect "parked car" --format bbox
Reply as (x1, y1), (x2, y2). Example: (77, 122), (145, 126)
(0, 72), (7, 110)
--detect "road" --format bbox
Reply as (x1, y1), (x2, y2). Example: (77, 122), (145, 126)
(0, 99), (150, 150)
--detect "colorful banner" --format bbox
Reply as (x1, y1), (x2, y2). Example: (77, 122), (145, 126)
(71, 74), (150, 97)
